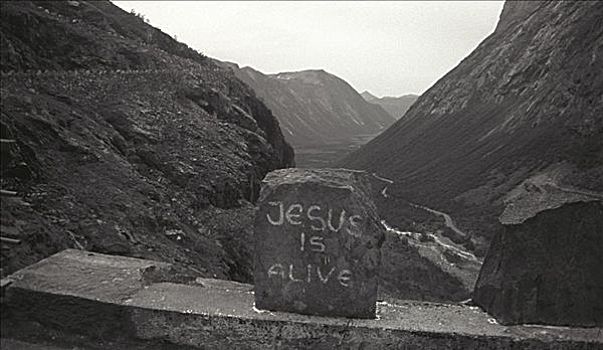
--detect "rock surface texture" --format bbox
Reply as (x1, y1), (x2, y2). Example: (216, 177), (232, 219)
(474, 199), (603, 327)
(339, 1), (603, 254)
(254, 168), (385, 318)
(0, 1), (293, 280)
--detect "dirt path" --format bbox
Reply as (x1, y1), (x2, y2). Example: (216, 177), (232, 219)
(374, 173), (479, 263)
(545, 182), (603, 200)
(410, 203), (467, 239)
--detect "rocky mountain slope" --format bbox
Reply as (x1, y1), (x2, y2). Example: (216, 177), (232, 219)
(340, 1), (603, 252)
(221, 63), (396, 166)
(0, 0), (294, 280)
(361, 91), (419, 120)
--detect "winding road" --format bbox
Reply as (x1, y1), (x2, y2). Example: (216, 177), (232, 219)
(544, 182), (603, 200)
(410, 203), (467, 239)
(372, 172), (468, 239)
(373, 173), (479, 263)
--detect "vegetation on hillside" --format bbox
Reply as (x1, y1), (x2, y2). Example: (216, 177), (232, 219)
(0, 0), (293, 280)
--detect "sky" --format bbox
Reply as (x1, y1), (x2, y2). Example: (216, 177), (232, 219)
(114, 1), (504, 97)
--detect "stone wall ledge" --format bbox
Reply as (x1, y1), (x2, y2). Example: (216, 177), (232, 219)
(1, 249), (601, 349)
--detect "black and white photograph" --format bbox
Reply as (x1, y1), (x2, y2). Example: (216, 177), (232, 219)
(1, 1), (601, 348)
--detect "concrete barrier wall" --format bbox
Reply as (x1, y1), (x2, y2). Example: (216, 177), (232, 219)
(1, 250), (601, 349)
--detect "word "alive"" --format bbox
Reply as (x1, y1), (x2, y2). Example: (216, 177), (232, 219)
(268, 263), (352, 287)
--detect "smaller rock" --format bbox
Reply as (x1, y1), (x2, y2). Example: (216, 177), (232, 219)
(474, 200), (603, 327)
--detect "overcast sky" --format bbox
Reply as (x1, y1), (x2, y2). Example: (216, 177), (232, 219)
(114, 1), (504, 97)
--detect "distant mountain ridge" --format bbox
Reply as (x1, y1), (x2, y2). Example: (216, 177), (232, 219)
(360, 91), (378, 102)
(361, 91), (419, 120)
(221, 63), (396, 148)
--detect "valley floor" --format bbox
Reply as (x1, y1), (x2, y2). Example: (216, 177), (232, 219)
(294, 133), (380, 168)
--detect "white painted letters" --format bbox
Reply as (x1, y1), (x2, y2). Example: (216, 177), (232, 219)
(288, 264), (303, 282)
(266, 201), (284, 225)
(299, 233), (326, 252)
(309, 236), (326, 252)
(285, 204), (303, 225)
(307, 205), (326, 231)
(267, 263), (285, 279)
(267, 263), (352, 287)
(345, 215), (363, 237)
(266, 202), (362, 236)
(317, 266), (336, 284)
(327, 208), (346, 232)
(265, 202), (359, 289)
(338, 269), (352, 287)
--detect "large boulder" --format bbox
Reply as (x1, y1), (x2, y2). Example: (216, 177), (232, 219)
(474, 199), (603, 327)
(253, 168), (385, 318)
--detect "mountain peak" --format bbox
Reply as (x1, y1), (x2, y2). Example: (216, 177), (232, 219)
(495, 0), (544, 32)
(361, 91), (378, 101)
(362, 92), (419, 120)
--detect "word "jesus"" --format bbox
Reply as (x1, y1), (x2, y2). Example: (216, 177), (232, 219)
(266, 201), (362, 236)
